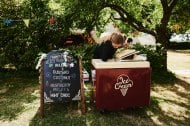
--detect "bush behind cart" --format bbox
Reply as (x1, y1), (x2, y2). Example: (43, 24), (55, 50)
(133, 44), (176, 84)
(63, 43), (176, 84)
(1, 42), (175, 84)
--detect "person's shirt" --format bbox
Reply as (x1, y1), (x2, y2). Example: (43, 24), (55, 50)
(93, 40), (117, 61)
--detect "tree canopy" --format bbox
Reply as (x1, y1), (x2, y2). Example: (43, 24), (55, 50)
(57, 0), (182, 70)
(58, 0), (174, 36)
(169, 0), (190, 33)
(1, 0), (190, 70)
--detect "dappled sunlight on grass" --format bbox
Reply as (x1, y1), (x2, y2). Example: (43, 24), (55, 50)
(148, 78), (190, 126)
(159, 102), (189, 120)
(152, 87), (189, 106)
(174, 84), (189, 93)
(1, 72), (190, 126)
(150, 115), (164, 126)
(0, 98), (39, 126)
(0, 75), (39, 123)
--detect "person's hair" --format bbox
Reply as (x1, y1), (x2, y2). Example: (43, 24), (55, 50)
(110, 33), (124, 45)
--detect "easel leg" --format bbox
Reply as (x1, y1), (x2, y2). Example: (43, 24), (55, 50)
(79, 58), (86, 114)
(40, 62), (44, 118)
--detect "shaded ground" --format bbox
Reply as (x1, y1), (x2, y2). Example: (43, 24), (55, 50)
(0, 50), (189, 126)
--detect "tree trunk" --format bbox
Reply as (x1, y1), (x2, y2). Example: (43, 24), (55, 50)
(155, 27), (170, 71)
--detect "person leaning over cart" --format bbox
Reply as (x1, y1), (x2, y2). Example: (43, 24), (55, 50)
(93, 32), (125, 61)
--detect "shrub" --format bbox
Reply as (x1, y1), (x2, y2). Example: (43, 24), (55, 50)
(66, 43), (96, 74)
(133, 44), (176, 83)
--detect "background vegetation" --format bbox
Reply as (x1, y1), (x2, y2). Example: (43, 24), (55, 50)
(1, 1), (190, 125)
(1, 0), (190, 71)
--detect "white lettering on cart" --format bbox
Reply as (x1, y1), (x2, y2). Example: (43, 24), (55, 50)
(114, 74), (133, 96)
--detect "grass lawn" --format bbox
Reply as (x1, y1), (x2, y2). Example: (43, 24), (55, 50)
(0, 71), (190, 126)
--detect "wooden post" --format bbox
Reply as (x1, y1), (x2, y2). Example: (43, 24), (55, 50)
(40, 60), (44, 118)
(79, 58), (86, 114)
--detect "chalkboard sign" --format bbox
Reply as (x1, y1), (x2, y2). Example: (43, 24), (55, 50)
(43, 50), (81, 102)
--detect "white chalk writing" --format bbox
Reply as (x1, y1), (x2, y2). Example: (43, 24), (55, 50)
(114, 74), (133, 96)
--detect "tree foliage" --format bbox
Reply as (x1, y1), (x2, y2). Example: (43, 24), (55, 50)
(0, 0), (64, 70)
(0, 0), (189, 71)
(169, 0), (190, 33)
(58, 0), (180, 41)
(58, 0), (180, 70)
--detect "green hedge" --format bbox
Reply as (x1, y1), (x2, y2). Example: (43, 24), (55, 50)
(168, 42), (190, 49)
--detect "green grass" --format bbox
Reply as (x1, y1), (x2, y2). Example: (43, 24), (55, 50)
(30, 102), (151, 126)
(0, 71), (190, 126)
(0, 71), (39, 121)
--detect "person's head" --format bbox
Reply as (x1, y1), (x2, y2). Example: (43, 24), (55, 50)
(110, 33), (124, 48)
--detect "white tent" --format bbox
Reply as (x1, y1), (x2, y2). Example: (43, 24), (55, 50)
(133, 33), (156, 45)
(91, 23), (120, 44)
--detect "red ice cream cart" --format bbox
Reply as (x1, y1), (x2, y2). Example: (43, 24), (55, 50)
(91, 59), (151, 111)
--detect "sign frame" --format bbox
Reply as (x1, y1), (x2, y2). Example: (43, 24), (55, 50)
(39, 51), (85, 118)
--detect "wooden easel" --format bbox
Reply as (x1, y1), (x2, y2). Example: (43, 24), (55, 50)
(40, 60), (44, 118)
(79, 58), (86, 114)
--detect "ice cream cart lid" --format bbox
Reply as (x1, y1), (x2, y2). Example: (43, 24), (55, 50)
(92, 59), (150, 69)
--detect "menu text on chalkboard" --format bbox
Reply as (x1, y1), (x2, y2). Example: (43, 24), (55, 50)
(43, 50), (81, 102)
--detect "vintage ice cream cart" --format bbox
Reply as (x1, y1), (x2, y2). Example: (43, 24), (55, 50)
(91, 59), (151, 111)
